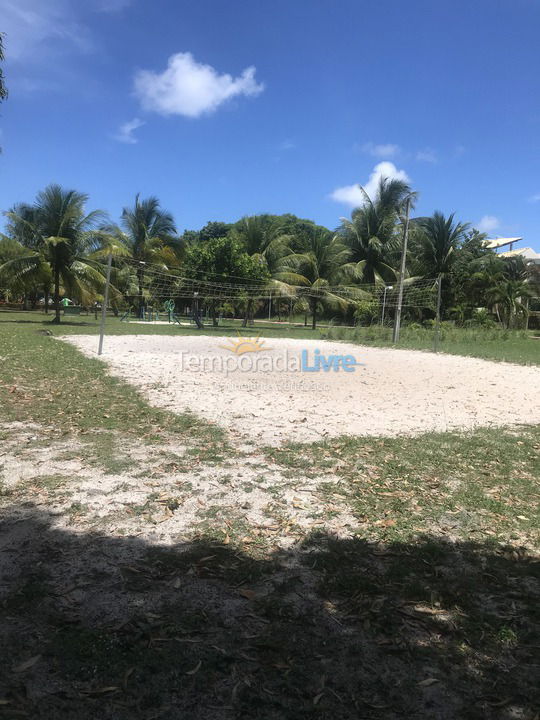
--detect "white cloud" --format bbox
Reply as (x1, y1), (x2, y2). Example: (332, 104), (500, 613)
(528, 193), (540, 203)
(0, 0), (93, 62)
(476, 215), (500, 233)
(134, 52), (264, 118)
(359, 142), (400, 158)
(330, 161), (411, 207)
(114, 117), (145, 144)
(278, 139), (295, 151)
(416, 148), (437, 163)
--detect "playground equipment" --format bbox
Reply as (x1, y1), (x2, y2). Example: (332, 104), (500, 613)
(164, 299), (175, 323)
(191, 293), (204, 329)
(120, 307), (132, 322)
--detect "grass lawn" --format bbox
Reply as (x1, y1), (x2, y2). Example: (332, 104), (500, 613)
(1, 308), (539, 364)
(0, 312), (538, 719)
(323, 324), (540, 365)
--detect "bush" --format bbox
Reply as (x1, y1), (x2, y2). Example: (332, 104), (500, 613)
(353, 300), (380, 326)
(464, 309), (496, 329)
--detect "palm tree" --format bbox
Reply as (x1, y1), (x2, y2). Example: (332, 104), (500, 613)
(486, 278), (533, 329)
(0, 33), (6, 103)
(232, 215), (300, 324)
(0, 236), (29, 303)
(338, 177), (415, 284)
(275, 230), (360, 329)
(416, 212), (469, 321)
(2, 203), (55, 310)
(118, 195), (178, 314)
(1, 185), (106, 322)
(0, 33), (7, 154)
(416, 212), (470, 278)
(233, 215), (297, 287)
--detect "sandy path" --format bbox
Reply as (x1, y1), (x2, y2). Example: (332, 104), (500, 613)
(65, 334), (540, 445)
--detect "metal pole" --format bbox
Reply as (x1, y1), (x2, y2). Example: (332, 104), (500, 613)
(98, 252), (113, 356)
(381, 286), (388, 327)
(392, 196), (411, 343)
(434, 274), (442, 352)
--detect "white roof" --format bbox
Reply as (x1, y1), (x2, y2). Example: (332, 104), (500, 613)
(485, 237), (523, 250)
(499, 247), (540, 265)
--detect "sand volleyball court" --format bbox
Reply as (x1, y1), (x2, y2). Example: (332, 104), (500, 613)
(65, 334), (540, 446)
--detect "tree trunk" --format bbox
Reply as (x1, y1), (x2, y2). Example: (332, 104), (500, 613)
(211, 301), (218, 327)
(22, 293), (29, 311)
(311, 298), (317, 330)
(52, 265), (61, 324)
(242, 299), (252, 328)
(44, 288), (49, 314)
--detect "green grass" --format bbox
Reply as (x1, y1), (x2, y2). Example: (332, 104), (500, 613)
(0, 309), (322, 341)
(266, 425), (540, 548)
(0, 311), (230, 468)
(323, 323), (540, 365)
(1, 308), (538, 364)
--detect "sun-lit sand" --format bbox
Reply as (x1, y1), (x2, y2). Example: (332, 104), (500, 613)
(65, 334), (540, 446)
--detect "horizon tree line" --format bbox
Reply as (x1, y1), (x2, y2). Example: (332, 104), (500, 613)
(0, 181), (538, 330)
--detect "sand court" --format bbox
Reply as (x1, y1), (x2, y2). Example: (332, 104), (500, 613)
(64, 334), (540, 446)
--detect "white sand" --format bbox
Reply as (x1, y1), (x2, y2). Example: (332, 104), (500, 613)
(65, 334), (540, 446)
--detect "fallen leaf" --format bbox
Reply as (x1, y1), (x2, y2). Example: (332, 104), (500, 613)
(83, 686), (119, 696)
(185, 660), (202, 675)
(418, 678), (439, 687)
(123, 667), (135, 691)
(239, 588), (256, 600)
(485, 697), (512, 708)
(13, 655), (41, 673)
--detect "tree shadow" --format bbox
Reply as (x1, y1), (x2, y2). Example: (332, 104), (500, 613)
(0, 316), (98, 328)
(0, 504), (538, 719)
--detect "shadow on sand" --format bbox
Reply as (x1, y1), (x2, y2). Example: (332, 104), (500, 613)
(0, 504), (538, 719)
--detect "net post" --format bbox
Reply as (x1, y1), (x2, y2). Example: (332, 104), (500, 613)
(98, 252), (113, 356)
(392, 196), (411, 344)
(433, 274), (442, 352)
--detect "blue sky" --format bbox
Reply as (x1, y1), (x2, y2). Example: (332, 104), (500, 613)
(0, 0), (539, 250)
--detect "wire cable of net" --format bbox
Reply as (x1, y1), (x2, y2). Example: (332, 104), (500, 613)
(105, 259), (438, 308)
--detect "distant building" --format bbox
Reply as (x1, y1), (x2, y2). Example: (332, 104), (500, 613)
(500, 246), (540, 265)
(485, 237), (523, 252)
(484, 236), (540, 265)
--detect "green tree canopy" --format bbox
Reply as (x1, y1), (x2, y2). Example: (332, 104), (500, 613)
(337, 177), (415, 284)
(0, 185), (106, 322)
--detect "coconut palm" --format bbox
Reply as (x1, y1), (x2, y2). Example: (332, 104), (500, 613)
(118, 195), (179, 313)
(233, 215), (297, 289)
(2, 203), (55, 310)
(231, 215), (301, 324)
(415, 212), (470, 322)
(338, 177), (415, 284)
(275, 230), (362, 329)
(0, 33), (6, 103)
(1, 185), (107, 322)
(486, 278), (533, 329)
(416, 212), (470, 278)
